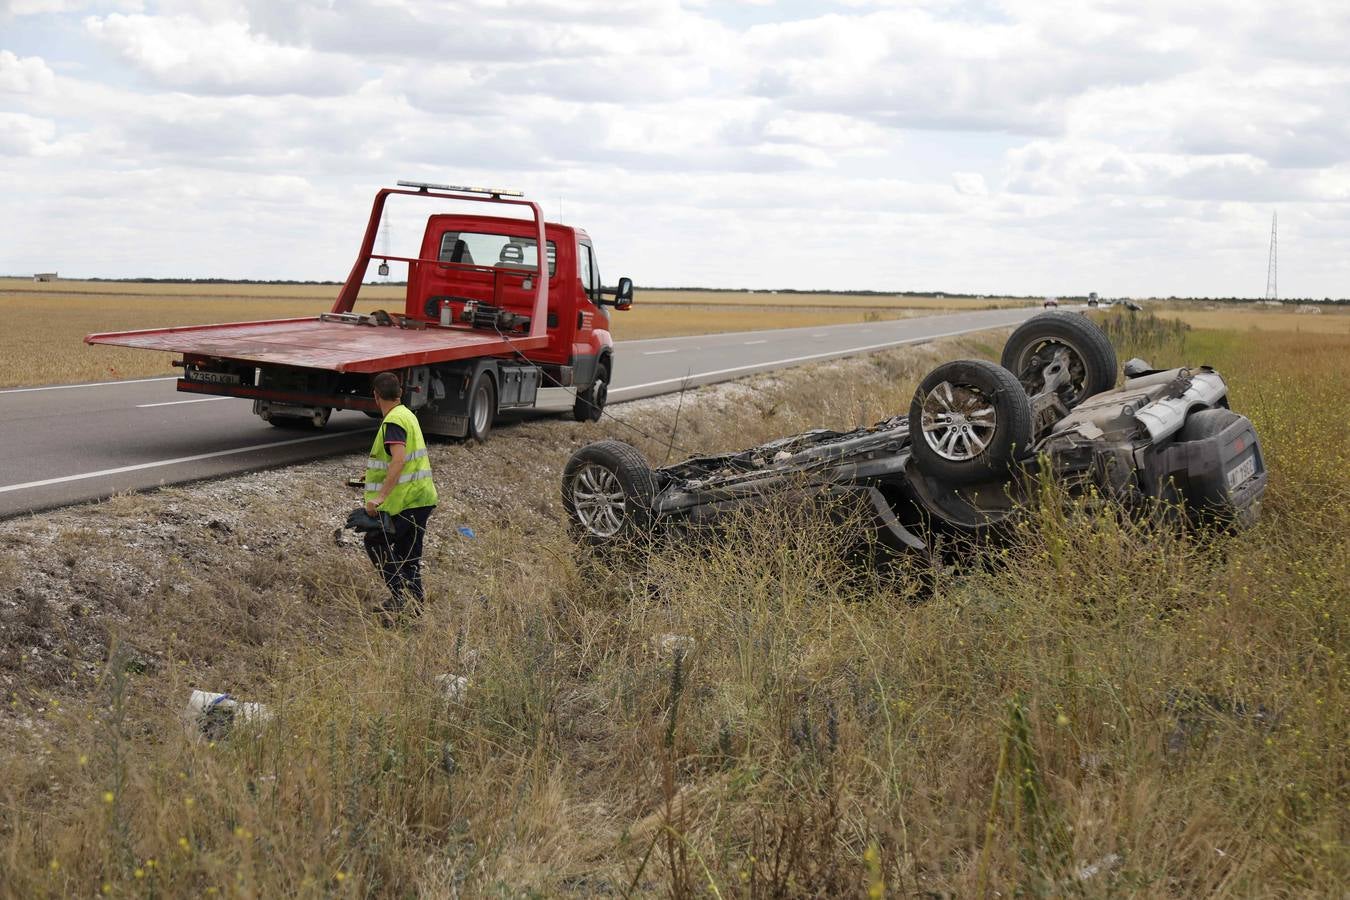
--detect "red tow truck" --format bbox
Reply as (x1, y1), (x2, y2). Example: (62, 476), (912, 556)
(86, 181), (634, 440)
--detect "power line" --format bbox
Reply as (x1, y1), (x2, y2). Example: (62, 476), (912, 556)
(1265, 211), (1277, 301)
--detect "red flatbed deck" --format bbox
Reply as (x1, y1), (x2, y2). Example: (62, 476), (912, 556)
(86, 317), (548, 373)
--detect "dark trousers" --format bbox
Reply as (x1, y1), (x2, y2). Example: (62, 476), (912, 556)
(363, 505), (434, 610)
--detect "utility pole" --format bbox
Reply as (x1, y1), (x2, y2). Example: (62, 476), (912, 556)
(1265, 211), (1277, 301)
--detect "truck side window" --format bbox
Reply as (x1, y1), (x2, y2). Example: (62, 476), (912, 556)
(588, 245), (601, 300)
(576, 240), (593, 297)
(577, 241), (599, 301)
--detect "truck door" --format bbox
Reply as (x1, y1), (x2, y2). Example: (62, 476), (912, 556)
(576, 239), (608, 335)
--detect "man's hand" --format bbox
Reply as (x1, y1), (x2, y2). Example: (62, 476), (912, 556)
(366, 445), (404, 519)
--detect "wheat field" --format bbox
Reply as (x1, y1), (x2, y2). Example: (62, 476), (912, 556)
(0, 279), (1032, 388)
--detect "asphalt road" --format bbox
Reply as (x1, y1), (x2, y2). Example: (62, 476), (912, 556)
(0, 306), (1045, 518)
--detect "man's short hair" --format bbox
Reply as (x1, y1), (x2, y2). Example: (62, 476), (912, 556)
(373, 372), (401, 401)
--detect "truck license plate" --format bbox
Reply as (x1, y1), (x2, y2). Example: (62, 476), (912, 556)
(1225, 455), (1257, 491)
(189, 370), (240, 385)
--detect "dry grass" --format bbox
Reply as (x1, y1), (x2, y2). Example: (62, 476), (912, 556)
(0, 316), (1345, 897)
(0, 279), (1033, 388)
(1151, 305), (1350, 335)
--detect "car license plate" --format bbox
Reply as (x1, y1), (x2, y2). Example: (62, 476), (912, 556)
(1225, 455), (1257, 490)
(189, 370), (240, 385)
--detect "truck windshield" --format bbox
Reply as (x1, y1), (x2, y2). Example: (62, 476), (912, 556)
(438, 231), (557, 276)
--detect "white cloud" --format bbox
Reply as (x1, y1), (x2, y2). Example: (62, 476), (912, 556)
(0, 0), (1346, 297)
(84, 13), (361, 95)
(2, 0), (141, 13)
(0, 50), (56, 93)
(0, 111), (56, 155)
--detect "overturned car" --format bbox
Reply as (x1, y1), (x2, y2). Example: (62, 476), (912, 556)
(561, 313), (1266, 554)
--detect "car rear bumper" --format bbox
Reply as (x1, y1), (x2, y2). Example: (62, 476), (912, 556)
(1164, 411), (1268, 524)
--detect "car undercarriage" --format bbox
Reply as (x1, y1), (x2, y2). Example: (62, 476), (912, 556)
(561, 313), (1267, 555)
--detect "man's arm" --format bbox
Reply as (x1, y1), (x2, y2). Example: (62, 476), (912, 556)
(367, 444), (407, 514)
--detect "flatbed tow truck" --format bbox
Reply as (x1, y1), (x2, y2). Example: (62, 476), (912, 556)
(86, 181), (634, 440)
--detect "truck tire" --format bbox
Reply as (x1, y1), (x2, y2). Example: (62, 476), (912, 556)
(908, 359), (1033, 484)
(1000, 312), (1117, 409)
(573, 359), (609, 422)
(467, 374), (496, 442)
(561, 439), (657, 545)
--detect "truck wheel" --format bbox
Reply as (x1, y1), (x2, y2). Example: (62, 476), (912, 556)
(561, 439), (656, 545)
(573, 360), (609, 422)
(1000, 312), (1117, 409)
(907, 359), (1033, 484)
(467, 375), (496, 442)
(311, 407), (332, 429)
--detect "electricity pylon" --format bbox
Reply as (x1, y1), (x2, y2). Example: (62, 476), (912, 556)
(1265, 211), (1277, 301)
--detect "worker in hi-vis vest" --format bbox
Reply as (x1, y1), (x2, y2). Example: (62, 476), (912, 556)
(363, 371), (439, 613)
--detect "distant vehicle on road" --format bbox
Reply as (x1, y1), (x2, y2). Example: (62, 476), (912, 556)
(87, 181), (634, 440)
(1087, 292), (1099, 307)
(1043, 297), (1059, 308)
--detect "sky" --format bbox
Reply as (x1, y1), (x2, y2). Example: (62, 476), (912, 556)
(1, 0), (1347, 298)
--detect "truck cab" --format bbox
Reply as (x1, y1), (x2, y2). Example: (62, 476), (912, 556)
(405, 214), (617, 412)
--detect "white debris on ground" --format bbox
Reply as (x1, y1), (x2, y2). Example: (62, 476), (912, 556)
(655, 633), (696, 656)
(1074, 853), (1123, 882)
(433, 674), (470, 703)
(185, 689), (272, 740)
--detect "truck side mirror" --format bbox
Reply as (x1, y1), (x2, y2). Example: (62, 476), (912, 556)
(614, 277), (633, 311)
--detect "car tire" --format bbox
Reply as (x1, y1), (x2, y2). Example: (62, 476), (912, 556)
(1177, 407), (1242, 442)
(466, 374), (496, 442)
(561, 439), (657, 544)
(907, 359), (1033, 484)
(1000, 312), (1117, 409)
(573, 359), (609, 422)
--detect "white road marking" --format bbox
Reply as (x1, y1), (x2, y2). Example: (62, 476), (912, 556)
(611, 325), (980, 396)
(642, 348), (680, 355)
(743, 339), (768, 345)
(0, 431), (373, 495)
(811, 332), (830, 337)
(0, 376), (177, 395)
(136, 397), (230, 408)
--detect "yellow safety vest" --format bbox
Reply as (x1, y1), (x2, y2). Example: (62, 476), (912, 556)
(365, 405), (438, 515)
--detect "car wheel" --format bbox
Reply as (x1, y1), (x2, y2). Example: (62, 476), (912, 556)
(1000, 312), (1117, 409)
(1177, 407), (1242, 442)
(573, 360), (609, 422)
(467, 375), (496, 442)
(907, 359), (1033, 484)
(561, 439), (657, 544)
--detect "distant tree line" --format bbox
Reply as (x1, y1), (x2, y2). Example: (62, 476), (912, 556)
(29, 277), (1349, 304)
